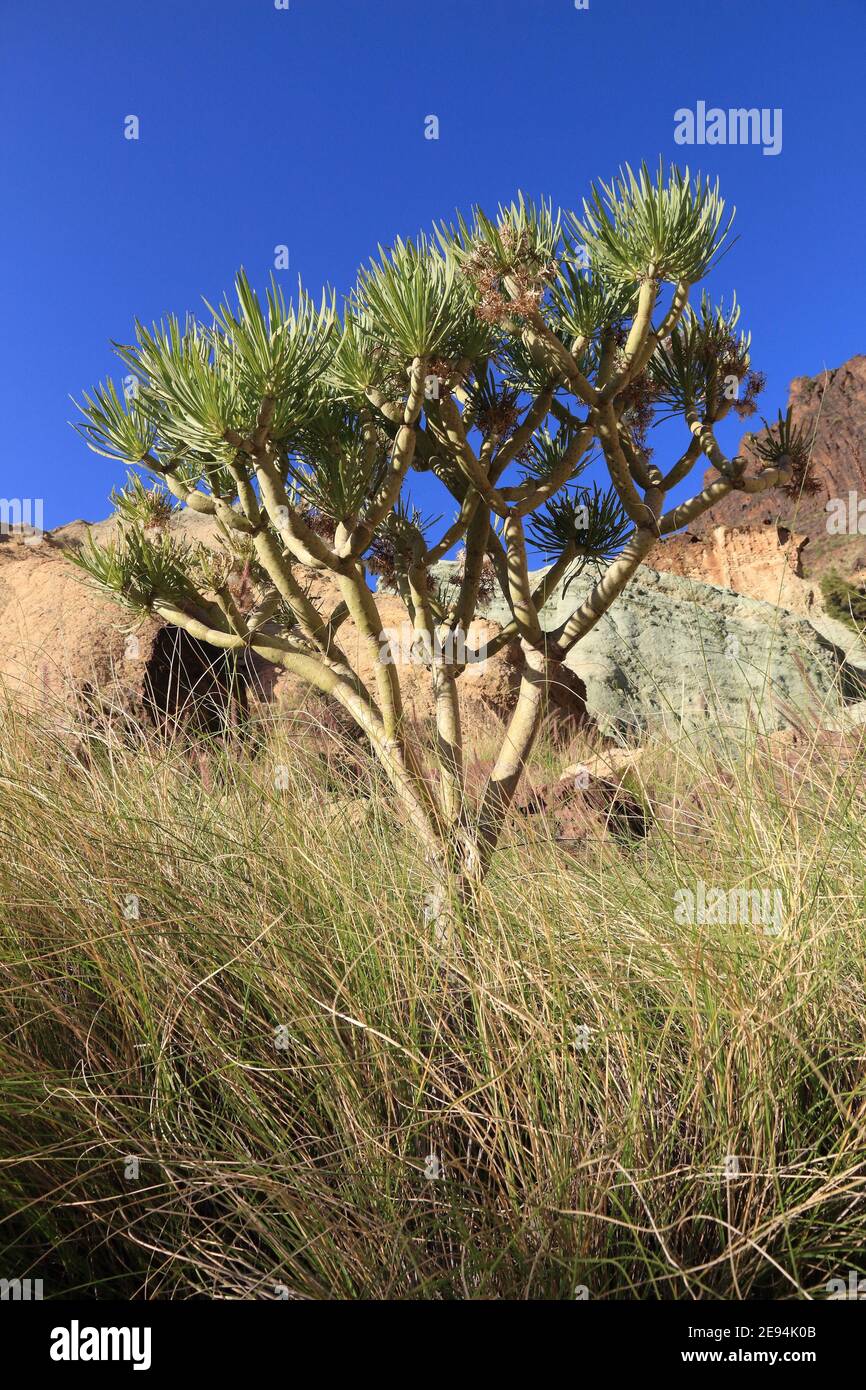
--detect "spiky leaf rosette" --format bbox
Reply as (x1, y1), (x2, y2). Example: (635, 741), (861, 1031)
(109, 473), (175, 528)
(748, 407), (819, 498)
(367, 499), (437, 580)
(518, 426), (594, 486)
(650, 293), (762, 421)
(113, 315), (246, 463)
(570, 161), (734, 284)
(329, 311), (391, 402)
(441, 194), (560, 275)
(529, 484), (630, 567)
(462, 367), (520, 441)
(546, 243), (639, 345)
(77, 274), (334, 481)
(205, 273), (335, 429)
(352, 235), (460, 361)
(287, 403), (389, 524)
(340, 241), (496, 406)
(205, 273), (334, 453)
(74, 378), (157, 463)
(498, 334), (566, 398)
(71, 524), (197, 615)
(439, 194), (560, 325)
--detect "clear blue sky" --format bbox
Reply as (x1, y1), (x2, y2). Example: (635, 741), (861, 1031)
(2, 0), (864, 530)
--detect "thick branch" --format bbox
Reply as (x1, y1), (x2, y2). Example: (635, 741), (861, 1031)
(435, 397), (508, 515)
(344, 358), (426, 558)
(553, 525), (658, 654)
(336, 564), (404, 742)
(601, 278), (690, 402)
(502, 512), (542, 642)
(518, 306), (598, 408)
(475, 643), (548, 871)
(594, 402), (658, 529)
(491, 386), (555, 476)
(251, 633), (441, 859)
(508, 424), (595, 517)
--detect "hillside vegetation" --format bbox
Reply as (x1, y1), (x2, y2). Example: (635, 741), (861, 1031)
(1, 691), (864, 1300)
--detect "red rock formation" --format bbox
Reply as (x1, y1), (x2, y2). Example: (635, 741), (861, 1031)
(691, 355), (866, 578)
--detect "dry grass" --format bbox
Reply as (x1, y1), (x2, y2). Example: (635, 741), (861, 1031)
(1, 692), (865, 1299)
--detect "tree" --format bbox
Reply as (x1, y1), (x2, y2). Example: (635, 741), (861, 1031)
(74, 162), (802, 902)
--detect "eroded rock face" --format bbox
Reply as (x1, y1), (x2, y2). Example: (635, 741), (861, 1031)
(464, 561), (866, 737)
(0, 526), (247, 733)
(4, 514), (866, 743)
(0, 531), (150, 710)
(0, 519), (557, 742)
(692, 355), (866, 579)
(644, 524), (817, 614)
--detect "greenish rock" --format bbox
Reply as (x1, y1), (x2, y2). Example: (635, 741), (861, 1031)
(427, 561), (866, 736)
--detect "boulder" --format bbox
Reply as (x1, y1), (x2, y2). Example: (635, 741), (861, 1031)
(460, 560), (866, 737)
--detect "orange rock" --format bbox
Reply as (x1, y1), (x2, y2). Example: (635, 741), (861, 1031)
(644, 523), (817, 613)
(690, 355), (866, 581)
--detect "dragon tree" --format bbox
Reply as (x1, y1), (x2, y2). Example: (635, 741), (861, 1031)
(74, 162), (806, 901)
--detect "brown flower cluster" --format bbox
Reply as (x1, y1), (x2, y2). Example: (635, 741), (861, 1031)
(780, 450), (821, 499)
(366, 532), (398, 580)
(226, 558), (257, 615)
(709, 331), (765, 420)
(617, 368), (666, 456)
(426, 356), (460, 397)
(297, 504), (339, 543)
(474, 386), (520, 442)
(729, 370), (765, 419)
(461, 227), (556, 325)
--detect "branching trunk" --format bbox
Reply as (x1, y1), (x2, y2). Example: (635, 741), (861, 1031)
(75, 181), (798, 927)
(475, 643), (548, 875)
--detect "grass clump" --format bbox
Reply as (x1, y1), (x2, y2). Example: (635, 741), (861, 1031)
(820, 568), (866, 635)
(0, 697), (865, 1299)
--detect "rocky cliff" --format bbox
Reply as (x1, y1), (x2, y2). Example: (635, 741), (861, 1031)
(467, 561), (866, 738)
(692, 355), (866, 579)
(645, 523), (816, 613)
(4, 512), (863, 743)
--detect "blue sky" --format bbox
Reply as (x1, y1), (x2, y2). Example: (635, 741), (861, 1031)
(2, 0), (864, 531)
